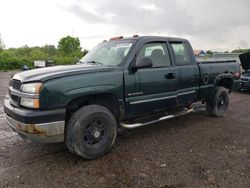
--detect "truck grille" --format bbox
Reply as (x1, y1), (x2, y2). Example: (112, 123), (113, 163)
(10, 94), (19, 103)
(9, 79), (22, 106)
(9, 79), (22, 91)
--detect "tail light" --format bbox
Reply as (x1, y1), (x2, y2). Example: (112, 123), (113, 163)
(234, 72), (241, 78)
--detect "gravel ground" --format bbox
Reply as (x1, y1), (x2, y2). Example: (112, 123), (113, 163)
(0, 71), (249, 188)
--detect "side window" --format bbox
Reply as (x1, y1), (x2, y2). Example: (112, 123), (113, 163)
(138, 43), (171, 67)
(170, 42), (191, 66)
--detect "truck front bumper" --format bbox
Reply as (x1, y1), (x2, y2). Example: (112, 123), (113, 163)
(4, 97), (65, 143)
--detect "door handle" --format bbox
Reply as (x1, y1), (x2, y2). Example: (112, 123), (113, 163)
(165, 72), (177, 79)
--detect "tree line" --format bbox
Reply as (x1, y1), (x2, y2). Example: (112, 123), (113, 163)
(0, 36), (88, 70)
(0, 35), (250, 70)
(205, 49), (250, 55)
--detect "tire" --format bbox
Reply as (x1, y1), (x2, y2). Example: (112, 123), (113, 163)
(206, 87), (229, 117)
(65, 105), (117, 159)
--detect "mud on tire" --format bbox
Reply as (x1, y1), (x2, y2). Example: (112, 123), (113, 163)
(65, 105), (117, 159)
(206, 87), (229, 117)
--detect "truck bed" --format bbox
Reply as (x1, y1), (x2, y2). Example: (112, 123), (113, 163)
(197, 60), (240, 100)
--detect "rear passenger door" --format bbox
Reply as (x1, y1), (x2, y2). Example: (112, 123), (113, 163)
(169, 41), (200, 106)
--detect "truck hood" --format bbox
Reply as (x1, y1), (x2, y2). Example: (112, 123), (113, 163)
(12, 64), (114, 83)
(239, 52), (250, 70)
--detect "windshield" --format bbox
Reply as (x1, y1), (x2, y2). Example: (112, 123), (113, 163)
(80, 40), (135, 66)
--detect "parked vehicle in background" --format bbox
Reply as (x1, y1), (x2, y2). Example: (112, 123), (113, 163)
(34, 60), (55, 68)
(239, 52), (250, 90)
(4, 36), (241, 159)
(34, 60), (46, 68)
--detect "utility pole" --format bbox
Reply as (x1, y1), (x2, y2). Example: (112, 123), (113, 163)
(0, 33), (5, 50)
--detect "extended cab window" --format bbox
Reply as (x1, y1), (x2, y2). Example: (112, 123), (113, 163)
(170, 42), (191, 66)
(138, 43), (171, 67)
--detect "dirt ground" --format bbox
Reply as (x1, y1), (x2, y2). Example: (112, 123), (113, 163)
(0, 71), (249, 188)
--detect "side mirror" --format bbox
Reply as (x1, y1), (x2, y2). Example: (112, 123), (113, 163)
(134, 57), (153, 69)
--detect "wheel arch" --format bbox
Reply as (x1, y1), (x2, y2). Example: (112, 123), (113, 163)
(65, 93), (121, 123)
(214, 74), (234, 93)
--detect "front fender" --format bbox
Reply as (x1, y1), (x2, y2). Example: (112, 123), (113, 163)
(40, 83), (123, 109)
(39, 69), (124, 109)
(64, 85), (122, 102)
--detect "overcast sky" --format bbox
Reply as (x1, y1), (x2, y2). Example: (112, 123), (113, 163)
(0, 0), (250, 51)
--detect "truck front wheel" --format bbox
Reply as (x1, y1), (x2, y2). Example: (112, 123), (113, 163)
(206, 87), (229, 117)
(65, 105), (117, 159)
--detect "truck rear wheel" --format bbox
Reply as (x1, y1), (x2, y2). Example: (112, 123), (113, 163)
(65, 105), (117, 159)
(206, 87), (229, 117)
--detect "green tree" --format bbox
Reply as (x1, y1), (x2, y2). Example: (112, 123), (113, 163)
(58, 36), (82, 56)
(231, 49), (250, 53)
(30, 48), (47, 60)
(206, 50), (213, 55)
(82, 49), (89, 56)
(0, 36), (89, 70)
(41, 45), (57, 58)
(15, 45), (31, 57)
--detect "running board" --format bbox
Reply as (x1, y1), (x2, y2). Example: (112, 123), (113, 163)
(120, 108), (194, 129)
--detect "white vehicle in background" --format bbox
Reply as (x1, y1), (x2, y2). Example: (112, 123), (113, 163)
(23, 60), (55, 71)
(30, 60), (55, 69)
(34, 60), (46, 68)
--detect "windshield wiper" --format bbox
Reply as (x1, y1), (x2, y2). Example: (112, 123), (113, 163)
(86, 61), (103, 65)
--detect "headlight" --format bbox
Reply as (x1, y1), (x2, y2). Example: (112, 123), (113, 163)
(20, 82), (42, 108)
(20, 98), (40, 109)
(22, 83), (42, 94)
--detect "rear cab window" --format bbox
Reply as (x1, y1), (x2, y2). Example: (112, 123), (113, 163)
(170, 42), (191, 66)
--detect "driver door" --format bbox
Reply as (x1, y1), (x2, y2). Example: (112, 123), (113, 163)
(124, 42), (178, 118)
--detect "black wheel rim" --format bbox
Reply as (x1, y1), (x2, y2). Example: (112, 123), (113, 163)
(82, 119), (107, 146)
(217, 94), (227, 112)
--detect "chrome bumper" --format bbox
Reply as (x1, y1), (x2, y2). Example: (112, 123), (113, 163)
(5, 114), (65, 143)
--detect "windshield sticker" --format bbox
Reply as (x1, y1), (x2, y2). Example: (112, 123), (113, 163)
(116, 43), (132, 48)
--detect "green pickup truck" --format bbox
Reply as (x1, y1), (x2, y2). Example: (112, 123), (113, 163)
(4, 36), (241, 159)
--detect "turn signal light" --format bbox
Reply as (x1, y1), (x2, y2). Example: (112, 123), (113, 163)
(34, 99), (40, 109)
